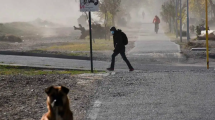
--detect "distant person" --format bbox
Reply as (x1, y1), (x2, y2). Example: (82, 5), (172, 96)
(189, 25), (195, 34)
(107, 27), (134, 71)
(142, 11), (145, 19)
(153, 15), (160, 33)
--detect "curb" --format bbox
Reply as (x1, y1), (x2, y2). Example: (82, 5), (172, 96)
(0, 63), (105, 72)
(0, 51), (90, 60)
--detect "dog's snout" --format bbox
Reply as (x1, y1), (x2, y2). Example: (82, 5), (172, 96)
(51, 99), (56, 107)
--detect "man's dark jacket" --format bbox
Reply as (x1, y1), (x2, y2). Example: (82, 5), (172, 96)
(113, 30), (125, 53)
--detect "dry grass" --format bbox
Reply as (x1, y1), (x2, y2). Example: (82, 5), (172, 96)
(165, 32), (176, 40)
(184, 41), (208, 49)
(39, 39), (114, 52)
(0, 65), (100, 75)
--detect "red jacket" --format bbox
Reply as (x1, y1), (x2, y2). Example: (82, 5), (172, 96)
(153, 17), (160, 24)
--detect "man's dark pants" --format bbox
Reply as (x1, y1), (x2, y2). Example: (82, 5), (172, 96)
(110, 47), (133, 69)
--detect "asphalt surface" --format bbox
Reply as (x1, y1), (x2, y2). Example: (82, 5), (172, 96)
(0, 55), (109, 70)
(86, 23), (215, 120)
(129, 23), (180, 55)
(127, 23), (185, 66)
(90, 69), (215, 120)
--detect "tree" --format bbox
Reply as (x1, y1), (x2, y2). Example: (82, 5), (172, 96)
(160, 0), (186, 33)
(107, 0), (121, 26)
(189, 0), (207, 20)
(209, 0), (215, 19)
(97, 0), (121, 26)
(98, 0), (151, 26)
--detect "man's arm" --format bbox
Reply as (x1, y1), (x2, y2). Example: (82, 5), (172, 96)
(113, 39), (116, 48)
(113, 32), (123, 52)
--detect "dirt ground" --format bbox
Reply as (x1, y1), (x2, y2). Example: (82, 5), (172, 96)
(168, 34), (215, 63)
(163, 23), (215, 63)
(0, 73), (104, 120)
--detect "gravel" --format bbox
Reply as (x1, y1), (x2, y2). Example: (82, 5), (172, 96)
(0, 74), (103, 120)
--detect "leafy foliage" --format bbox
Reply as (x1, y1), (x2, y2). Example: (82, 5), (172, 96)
(160, 1), (175, 23)
(97, 0), (151, 26)
(97, 0), (121, 26)
(189, 0), (209, 20)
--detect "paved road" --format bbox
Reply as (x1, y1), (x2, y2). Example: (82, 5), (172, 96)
(86, 23), (215, 120)
(0, 55), (110, 70)
(127, 23), (185, 65)
(88, 69), (215, 120)
(129, 23), (180, 54)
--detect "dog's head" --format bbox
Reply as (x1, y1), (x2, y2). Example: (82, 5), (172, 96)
(45, 86), (69, 108)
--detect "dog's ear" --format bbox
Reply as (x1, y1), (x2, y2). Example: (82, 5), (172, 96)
(61, 86), (69, 94)
(45, 86), (54, 95)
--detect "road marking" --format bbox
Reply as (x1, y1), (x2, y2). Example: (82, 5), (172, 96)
(87, 100), (102, 120)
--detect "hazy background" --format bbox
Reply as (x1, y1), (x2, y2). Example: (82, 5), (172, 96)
(0, 0), (86, 26)
(0, 0), (163, 25)
(0, 0), (166, 26)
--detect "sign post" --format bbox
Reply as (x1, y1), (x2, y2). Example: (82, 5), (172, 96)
(89, 11), (93, 73)
(205, 0), (209, 69)
(80, 0), (99, 73)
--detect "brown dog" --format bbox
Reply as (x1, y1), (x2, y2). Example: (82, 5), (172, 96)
(41, 86), (73, 120)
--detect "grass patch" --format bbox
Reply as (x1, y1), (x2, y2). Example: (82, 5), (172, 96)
(165, 32), (176, 40)
(28, 50), (85, 56)
(40, 39), (114, 52)
(44, 64), (51, 66)
(184, 42), (209, 49)
(164, 32), (188, 49)
(0, 65), (101, 75)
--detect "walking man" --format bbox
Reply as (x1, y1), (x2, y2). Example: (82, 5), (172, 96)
(107, 27), (134, 71)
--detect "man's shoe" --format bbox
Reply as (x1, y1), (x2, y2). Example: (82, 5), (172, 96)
(107, 68), (114, 71)
(129, 68), (134, 71)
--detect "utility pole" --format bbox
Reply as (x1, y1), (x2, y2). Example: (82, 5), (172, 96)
(187, 0), (190, 41)
(180, 0), (182, 42)
(176, 0), (178, 38)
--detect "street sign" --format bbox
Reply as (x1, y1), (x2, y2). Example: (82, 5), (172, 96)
(80, 0), (99, 12)
(79, 0), (99, 73)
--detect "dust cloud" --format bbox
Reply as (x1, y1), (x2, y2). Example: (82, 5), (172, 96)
(0, 0), (167, 26)
(0, 0), (82, 26)
(120, 0), (166, 24)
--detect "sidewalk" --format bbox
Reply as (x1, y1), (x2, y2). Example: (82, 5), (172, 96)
(0, 54), (110, 71)
(0, 51), (90, 60)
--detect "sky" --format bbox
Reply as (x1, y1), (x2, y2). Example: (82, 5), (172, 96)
(0, 0), (165, 26)
(0, 0), (87, 25)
